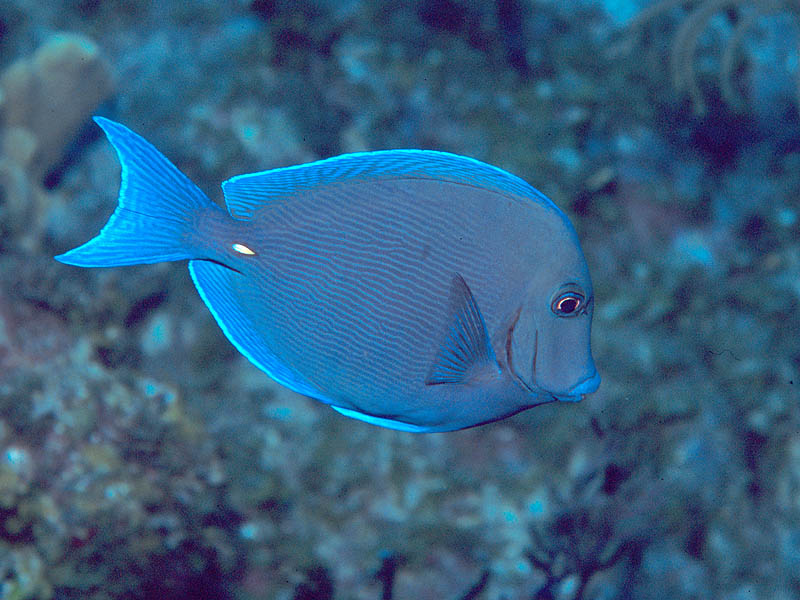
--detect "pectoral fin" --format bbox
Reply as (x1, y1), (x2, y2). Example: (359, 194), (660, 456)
(425, 273), (501, 386)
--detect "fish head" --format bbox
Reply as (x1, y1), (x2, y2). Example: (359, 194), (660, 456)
(507, 214), (599, 402)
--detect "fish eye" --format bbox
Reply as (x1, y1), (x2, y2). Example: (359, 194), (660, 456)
(551, 290), (584, 317)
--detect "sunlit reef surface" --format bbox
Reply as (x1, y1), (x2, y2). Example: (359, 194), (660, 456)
(1, 1), (799, 598)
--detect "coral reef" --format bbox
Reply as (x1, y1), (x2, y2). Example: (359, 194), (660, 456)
(620, 0), (800, 114)
(0, 33), (114, 178)
(0, 1), (798, 599)
(0, 32), (113, 252)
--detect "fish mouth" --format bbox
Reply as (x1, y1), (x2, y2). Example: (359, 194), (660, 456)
(555, 370), (601, 402)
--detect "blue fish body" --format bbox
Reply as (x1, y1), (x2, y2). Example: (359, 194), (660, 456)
(57, 118), (599, 432)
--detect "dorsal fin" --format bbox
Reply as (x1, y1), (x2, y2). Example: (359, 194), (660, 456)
(426, 274), (501, 386)
(221, 149), (557, 220)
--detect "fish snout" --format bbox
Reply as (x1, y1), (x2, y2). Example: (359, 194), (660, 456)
(557, 369), (601, 402)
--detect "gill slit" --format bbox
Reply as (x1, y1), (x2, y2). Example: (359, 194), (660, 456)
(505, 306), (533, 392)
(504, 307), (520, 372)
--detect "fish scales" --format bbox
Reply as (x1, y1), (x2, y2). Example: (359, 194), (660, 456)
(239, 180), (516, 403)
(57, 118), (600, 432)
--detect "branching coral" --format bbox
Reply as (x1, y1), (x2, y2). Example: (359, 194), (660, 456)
(525, 476), (656, 599)
(624, 0), (799, 114)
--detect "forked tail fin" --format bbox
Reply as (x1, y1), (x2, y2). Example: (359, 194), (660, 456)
(56, 117), (213, 267)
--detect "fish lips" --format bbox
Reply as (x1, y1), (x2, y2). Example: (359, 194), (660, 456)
(516, 320), (599, 403)
(552, 369), (601, 402)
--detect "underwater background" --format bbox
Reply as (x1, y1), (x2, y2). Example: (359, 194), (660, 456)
(1, 0), (799, 598)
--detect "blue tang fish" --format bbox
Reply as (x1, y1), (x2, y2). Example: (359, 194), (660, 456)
(57, 118), (599, 432)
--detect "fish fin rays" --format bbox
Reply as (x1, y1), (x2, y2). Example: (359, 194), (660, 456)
(221, 149), (555, 220)
(330, 406), (436, 433)
(188, 260), (319, 398)
(425, 273), (501, 386)
(56, 117), (213, 267)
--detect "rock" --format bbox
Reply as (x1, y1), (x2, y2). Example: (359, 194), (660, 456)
(0, 32), (114, 179)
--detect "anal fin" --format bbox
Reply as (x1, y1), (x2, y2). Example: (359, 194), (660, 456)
(425, 273), (501, 386)
(331, 406), (434, 433)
